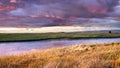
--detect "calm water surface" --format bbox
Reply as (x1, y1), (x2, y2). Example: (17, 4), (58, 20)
(0, 38), (120, 56)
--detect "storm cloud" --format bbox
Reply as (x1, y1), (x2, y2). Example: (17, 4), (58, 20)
(6, 0), (119, 17)
(0, 0), (120, 27)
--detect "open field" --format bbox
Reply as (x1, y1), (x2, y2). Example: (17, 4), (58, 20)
(0, 42), (120, 68)
(0, 33), (120, 42)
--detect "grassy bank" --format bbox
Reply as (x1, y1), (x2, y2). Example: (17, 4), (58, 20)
(0, 33), (120, 42)
(0, 42), (120, 68)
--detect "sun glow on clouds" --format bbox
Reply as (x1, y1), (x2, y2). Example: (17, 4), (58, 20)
(10, 0), (17, 3)
(0, 26), (119, 33)
(30, 14), (62, 18)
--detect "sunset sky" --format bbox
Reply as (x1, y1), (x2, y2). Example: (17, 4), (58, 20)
(0, 0), (120, 28)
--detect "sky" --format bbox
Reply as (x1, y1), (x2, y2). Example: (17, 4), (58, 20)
(0, 0), (120, 28)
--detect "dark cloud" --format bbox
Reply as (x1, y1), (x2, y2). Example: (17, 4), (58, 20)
(0, 0), (120, 28)
(6, 0), (119, 17)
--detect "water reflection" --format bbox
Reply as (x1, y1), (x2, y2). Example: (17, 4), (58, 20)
(0, 38), (120, 56)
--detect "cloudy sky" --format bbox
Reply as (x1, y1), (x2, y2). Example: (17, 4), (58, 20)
(0, 0), (120, 28)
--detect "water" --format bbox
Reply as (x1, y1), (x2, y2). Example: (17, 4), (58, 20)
(0, 38), (120, 56)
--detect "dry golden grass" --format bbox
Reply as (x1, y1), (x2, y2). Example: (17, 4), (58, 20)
(0, 42), (120, 68)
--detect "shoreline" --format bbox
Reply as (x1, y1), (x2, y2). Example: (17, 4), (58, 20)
(1, 42), (120, 56)
(0, 37), (120, 43)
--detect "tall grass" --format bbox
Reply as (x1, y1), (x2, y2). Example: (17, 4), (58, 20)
(0, 42), (120, 68)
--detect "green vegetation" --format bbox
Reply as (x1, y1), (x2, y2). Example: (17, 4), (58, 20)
(0, 33), (120, 42)
(0, 42), (120, 68)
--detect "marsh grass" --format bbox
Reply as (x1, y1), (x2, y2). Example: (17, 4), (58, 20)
(0, 33), (120, 42)
(0, 42), (120, 68)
